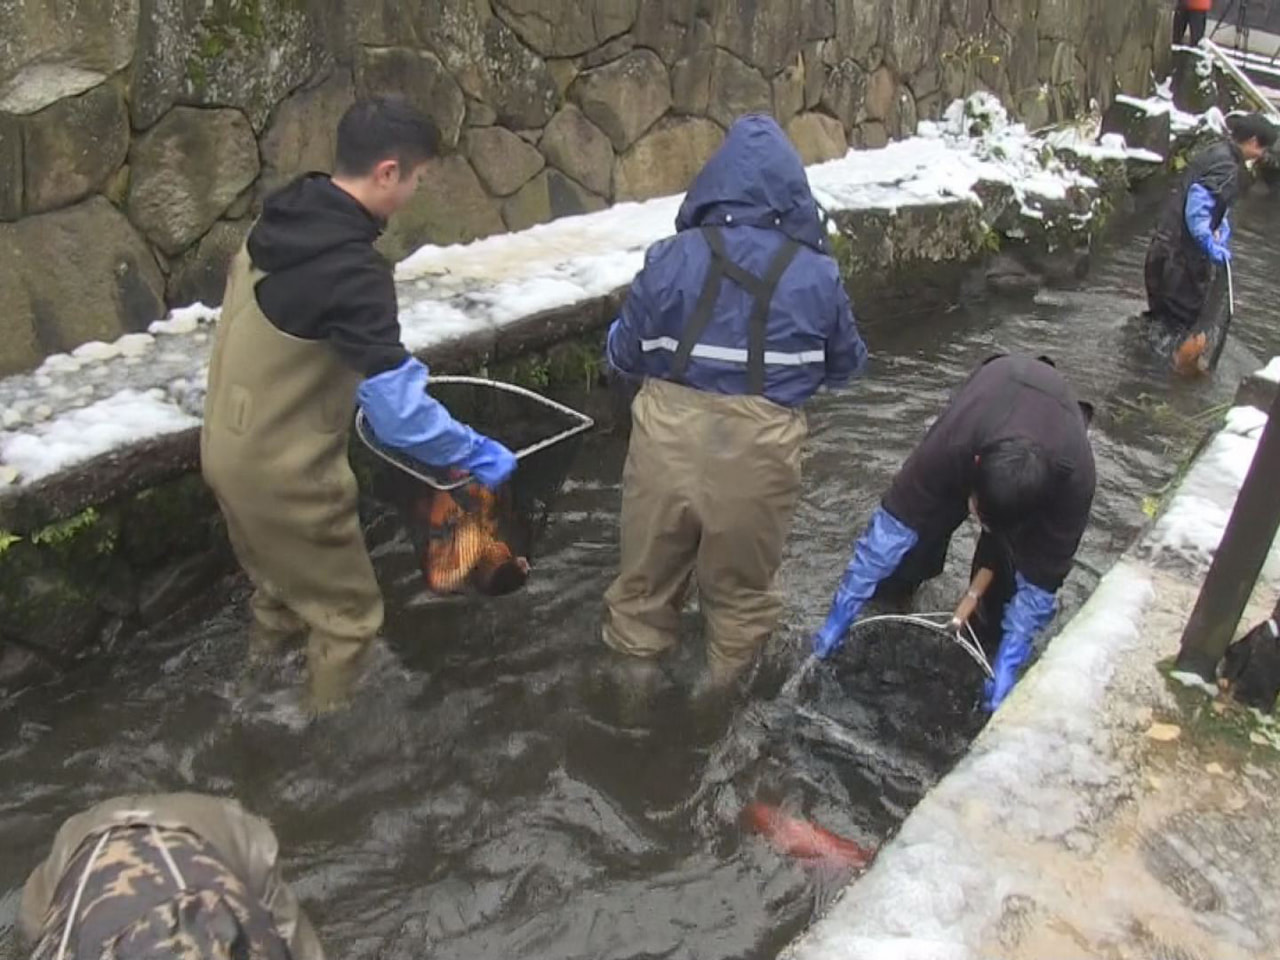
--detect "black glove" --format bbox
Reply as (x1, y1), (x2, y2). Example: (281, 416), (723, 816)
(1222, 617), (1280, 712)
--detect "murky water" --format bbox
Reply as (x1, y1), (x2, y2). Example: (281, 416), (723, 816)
(3, 196), (1279, 960)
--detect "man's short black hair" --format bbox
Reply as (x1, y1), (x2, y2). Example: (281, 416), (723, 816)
(335, 96), (441, 178)
(972, 438), (1052, 531)
(1227, 112), (1278, 150)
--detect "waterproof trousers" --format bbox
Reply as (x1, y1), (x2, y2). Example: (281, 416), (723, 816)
(202, 247), (383, 710)
(602, 378), (806, 676)
(1144, 230), (1212, 336)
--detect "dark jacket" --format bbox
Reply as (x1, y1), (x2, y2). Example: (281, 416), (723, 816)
(1156, 138), (1242, 244)
(883, 354), (1095, 592)
(249, 173), (408, 377)
(605, 115), (866, 407)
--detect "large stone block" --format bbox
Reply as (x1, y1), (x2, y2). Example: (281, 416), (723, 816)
(1037, 0), (1088, 41)
(831, 0), (882, 71)
(417, 0), (559, 130)
(708, 49), (772, 129)
(128, 107), (259, 256)
(632, 0), (705, 65)
(493, 0), (638, 58)
(786, 112), (848, 165)
(0, 196), (165, 370)
(802, 41), (827, 109)
(0, 111), (21, 221)
(465, 125), (544, 196)
(260, 69), (355, 197)
(821, 57), (869, 130)
(614, 117), (724, 202)
(540, 105), (614, 198)
(672, 48), (715, 116)
(22, 82), (129, 215)
(167, 219), (251, 308)
(355, 47), (466, 150)
(379, 155), (505, 261)
(709, 0), (813, 75)
(1101, 97), (1171, 158)
(0, 0), (137, 115)
(774, 57), (806, 127)
(502, 168), (606, 232)
(575, 50), (672, 152)
(882, 0), (938, 78)
(130, 0), (332, 132)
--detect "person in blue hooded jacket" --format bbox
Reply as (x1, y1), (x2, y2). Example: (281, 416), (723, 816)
(602, 114), (867, 682)
(810, 354), (1095, 712)
(203, 97), (516, 711)
(1144, 113), (1275, 369)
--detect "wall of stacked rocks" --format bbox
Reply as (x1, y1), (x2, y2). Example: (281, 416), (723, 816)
(0, 0), (1170, 375)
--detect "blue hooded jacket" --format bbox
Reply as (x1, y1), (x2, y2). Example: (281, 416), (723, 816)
(606, 115), (867, 407)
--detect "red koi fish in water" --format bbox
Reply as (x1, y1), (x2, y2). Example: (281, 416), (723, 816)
(741, 802), (876, 870)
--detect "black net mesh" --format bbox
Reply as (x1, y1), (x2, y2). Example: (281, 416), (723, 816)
(358, 378), (593, 595)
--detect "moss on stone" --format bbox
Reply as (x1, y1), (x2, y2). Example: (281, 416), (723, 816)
(1159, 657), (1280, 766)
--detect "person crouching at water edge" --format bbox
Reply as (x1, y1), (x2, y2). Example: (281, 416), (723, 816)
(1144, 113), (1276, 370)
(201, 96), (516, 713)
(602, 114), (868, 685)
(812, 354), (1096, 712)
(19, 793), (322, 960)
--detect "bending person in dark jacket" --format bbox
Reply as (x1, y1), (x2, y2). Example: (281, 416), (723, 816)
(812, 355), (1095, 712)
(1144, 113), (1275, 369)
(604, 114), (867, 683)
(202, 97), (516, 712)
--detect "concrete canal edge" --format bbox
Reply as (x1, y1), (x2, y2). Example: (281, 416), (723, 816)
(783, 379), (1280, 960)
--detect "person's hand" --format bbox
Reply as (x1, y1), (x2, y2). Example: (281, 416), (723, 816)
(1209, 241), (1231, 265)
(811, 620), (847, 660)
(466, 437), (516, 489)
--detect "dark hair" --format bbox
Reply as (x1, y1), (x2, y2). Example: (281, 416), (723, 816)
(335, 96), (441, 178)
(1227, 112), (1278, 150)
(972, 438), (1052, 531)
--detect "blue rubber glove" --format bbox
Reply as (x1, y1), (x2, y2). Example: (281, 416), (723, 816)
(982, 573), (1057, 712)
(812, 507), (919, 659)
(1216, 213), (1232, 249)
(357, 357), (481, 467)
(1208, 241), (1231, 264)
(1184, 182), (1220, 259)
(464, 437), (517, 489)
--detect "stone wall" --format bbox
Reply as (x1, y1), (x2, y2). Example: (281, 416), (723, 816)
(0, 0), (1171, 376)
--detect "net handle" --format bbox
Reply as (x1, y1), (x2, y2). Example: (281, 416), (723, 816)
(948, 567), (994, 632)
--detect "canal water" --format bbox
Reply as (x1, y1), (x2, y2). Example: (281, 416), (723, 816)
(2, 196), (1278, 960)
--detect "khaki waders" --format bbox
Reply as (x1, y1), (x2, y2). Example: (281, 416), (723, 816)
(602, 378), (806, 679)
(201, 247), (383, 709)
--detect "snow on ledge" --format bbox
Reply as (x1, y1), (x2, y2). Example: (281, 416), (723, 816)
(0, 93), (1168, 491)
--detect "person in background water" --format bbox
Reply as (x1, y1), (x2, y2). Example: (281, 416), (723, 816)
(1173, 0), (1212, 46)
(202, 97), (516, 712)
(1144, 113), (1276, 369)
(19, 793), (322, 960)
(812, 354), (1096, 712)
(604, 114), (867, 685)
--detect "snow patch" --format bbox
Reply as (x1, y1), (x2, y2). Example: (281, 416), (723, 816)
(0, 390), (199, 482)
(149, 302), (220, 336)
(1256, 356), (1280, 383)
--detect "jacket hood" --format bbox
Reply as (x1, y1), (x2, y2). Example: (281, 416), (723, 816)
(675, 114), (828, 252)
(248, 173), (384, 272)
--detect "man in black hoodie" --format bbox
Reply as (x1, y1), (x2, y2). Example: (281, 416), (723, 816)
(202, 97), (516, 712)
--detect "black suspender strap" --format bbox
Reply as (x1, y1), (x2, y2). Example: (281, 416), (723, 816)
(670, 228), (728, 383)
(745, 237), (800, 395)
(670, 226), (801, 395)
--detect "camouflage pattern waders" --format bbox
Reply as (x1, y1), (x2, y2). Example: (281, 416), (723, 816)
(20, 794), (323, 960)
(202, 246), (384, 710)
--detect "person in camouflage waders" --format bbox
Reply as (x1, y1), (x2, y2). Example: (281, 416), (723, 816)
(19, 794), (323, 960)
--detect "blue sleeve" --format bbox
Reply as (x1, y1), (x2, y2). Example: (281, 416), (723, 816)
(983, 573), (1057, 710)
(812, 507), (919, 658)
(1184, 183), (1217, 256)
(606, 271), (649, 377)
(823, 283), (869, 389)
(356, 357), (481, 468)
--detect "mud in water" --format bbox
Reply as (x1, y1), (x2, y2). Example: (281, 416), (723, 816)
(4, 199), (1280, 959)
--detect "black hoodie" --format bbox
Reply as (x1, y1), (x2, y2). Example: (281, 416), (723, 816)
(247, 173), (408, 377)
